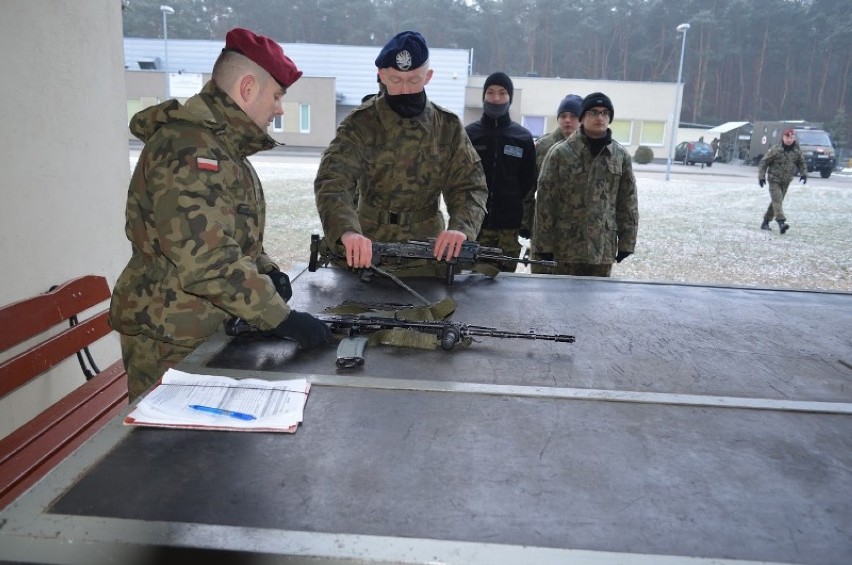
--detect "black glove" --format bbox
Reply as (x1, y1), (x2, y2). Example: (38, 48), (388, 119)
(518, 226), (531, 239)
(537, 252), (554, 262)
(758, 179), (765, 188)
(799, 176), (807, 184)
(267, 269), (292, 302)
(616, 251), (633, 263)
(272, 311), (330, 349)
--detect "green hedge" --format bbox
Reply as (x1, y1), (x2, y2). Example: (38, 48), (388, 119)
(634, 145), (654, 164)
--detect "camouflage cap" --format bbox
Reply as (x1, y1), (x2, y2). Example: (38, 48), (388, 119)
(224, 27), (303, 88)
(375, 31), (429, 71)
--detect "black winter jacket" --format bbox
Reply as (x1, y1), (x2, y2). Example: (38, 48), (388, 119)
(465, 112), (537, 229)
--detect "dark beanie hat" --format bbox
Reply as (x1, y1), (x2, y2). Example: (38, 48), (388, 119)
(483, 72), (514, 103)
(581, 92), (614, 120)
(557, 94), (583, 117)
(375, 31), (429, 71)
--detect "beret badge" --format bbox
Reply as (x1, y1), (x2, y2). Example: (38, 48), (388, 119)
(396, 50), (412, 71)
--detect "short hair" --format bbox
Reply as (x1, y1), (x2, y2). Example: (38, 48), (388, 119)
(212, 50), (272, 92)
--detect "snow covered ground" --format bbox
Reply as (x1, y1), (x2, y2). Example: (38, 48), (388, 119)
(130, 152), (851, 293)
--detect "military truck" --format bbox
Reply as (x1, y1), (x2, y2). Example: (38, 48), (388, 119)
(749, 121), (836, 178)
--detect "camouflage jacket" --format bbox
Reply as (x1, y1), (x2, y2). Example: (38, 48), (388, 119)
(110, 81), (289, 348)
(533, 130), (639, 264)
(524, 128), (566, 230)
(758, 143), (807, 185)
(314, 94), (488, 244)
(534, 127), (566, 177)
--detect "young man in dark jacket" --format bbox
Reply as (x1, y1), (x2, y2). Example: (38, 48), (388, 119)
(464, 72), (537, 271)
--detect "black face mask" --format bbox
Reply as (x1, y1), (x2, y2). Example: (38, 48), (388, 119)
(385, 90), (427, 118)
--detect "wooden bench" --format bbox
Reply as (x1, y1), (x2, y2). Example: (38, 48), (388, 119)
(0, 275), (128, 509)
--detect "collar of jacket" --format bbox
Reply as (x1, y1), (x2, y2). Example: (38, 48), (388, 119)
(375, 93), (435, 132)
(480, 111), (512, 129)
(578, 126), (613, 156)
(190, 81), (277, 158)
(129, 80), (276, 159)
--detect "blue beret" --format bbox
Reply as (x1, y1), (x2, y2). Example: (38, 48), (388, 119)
(375, 31), (429, 71)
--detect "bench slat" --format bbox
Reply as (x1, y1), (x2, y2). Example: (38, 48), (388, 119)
(0, 275), (111, 351)
(0, 275), (128, 511)
(0, 310), (113, 397)
(0, 362), (127, 508)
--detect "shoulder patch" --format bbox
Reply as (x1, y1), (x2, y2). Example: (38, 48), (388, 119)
(196, 157), (219, 172)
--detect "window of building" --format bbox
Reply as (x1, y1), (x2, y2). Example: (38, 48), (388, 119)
(272, 115), (283, 133)
(299, 104), (310, 133)
(640, 121), (665, 146)
(610, 120), (633, 145)
(522, 115), (546, 138)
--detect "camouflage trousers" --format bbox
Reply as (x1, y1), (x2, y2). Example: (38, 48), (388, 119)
(476, 227), (522, 272)
(120, 333), (195, 402)
(763, 180), (790, 222)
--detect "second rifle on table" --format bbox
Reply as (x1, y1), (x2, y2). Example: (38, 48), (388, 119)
(308, 233), (556, 285)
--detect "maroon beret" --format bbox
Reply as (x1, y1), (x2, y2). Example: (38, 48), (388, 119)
(224, 28), (303, 88)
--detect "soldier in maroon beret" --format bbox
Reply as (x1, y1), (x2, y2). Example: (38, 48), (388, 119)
(112, 28), (329, 401)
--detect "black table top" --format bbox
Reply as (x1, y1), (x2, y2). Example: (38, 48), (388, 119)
(2, 268), (850, 565)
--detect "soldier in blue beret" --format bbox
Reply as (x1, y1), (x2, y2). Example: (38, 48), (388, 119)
(315, 31), (488, 274)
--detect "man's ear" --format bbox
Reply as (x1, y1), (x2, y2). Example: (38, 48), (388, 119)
(238, 74), (257, 103)
(424, 68), (434, 86)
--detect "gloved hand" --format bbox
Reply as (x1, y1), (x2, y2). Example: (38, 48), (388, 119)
(538, 252), (554, 262)
(267, 269), (292, 302)
(799, 176), (807, 184)
(272, 311), (331, 349)
(758, 179), (766, 188)
(518, 226), (531, 239)
(616, 251), (633, 263)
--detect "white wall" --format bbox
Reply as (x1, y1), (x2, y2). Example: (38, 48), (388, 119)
(0, 1), (130, 438)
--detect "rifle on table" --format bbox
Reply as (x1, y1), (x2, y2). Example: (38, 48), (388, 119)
(308, 233), (556, 286)
(225, 315), (574, 368)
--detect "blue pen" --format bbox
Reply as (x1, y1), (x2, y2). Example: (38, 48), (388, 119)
(188, 404), (256, 421)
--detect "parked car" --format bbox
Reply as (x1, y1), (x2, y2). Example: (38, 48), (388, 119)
(675, 141), (714, 167)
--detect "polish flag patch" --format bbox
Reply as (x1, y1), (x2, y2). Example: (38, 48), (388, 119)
(197, 157), (219, 172)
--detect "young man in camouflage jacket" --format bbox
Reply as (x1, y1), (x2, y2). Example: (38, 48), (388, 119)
(111, 28), (329, 400)
(532, 92), (638, 277)
(758, 128), (807, 234)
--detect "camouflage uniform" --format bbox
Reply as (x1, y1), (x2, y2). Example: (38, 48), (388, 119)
(758, 142), (806, 224)
(534, 128), (566, 177)
(532, 130), (638, 276)
(110, 81), (290, 400)
(314, 94), (488, 266)
(521, 128), (565, 232)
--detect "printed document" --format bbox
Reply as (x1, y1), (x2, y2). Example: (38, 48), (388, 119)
(124, 368), (310, 433)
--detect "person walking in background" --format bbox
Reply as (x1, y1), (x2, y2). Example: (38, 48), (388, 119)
(314, 30), (487, 274)
(111, 28), (330, 401)
(464, 72), (536, 270)
(532, 92), (638, 277)
(758, 128), (807, 234)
